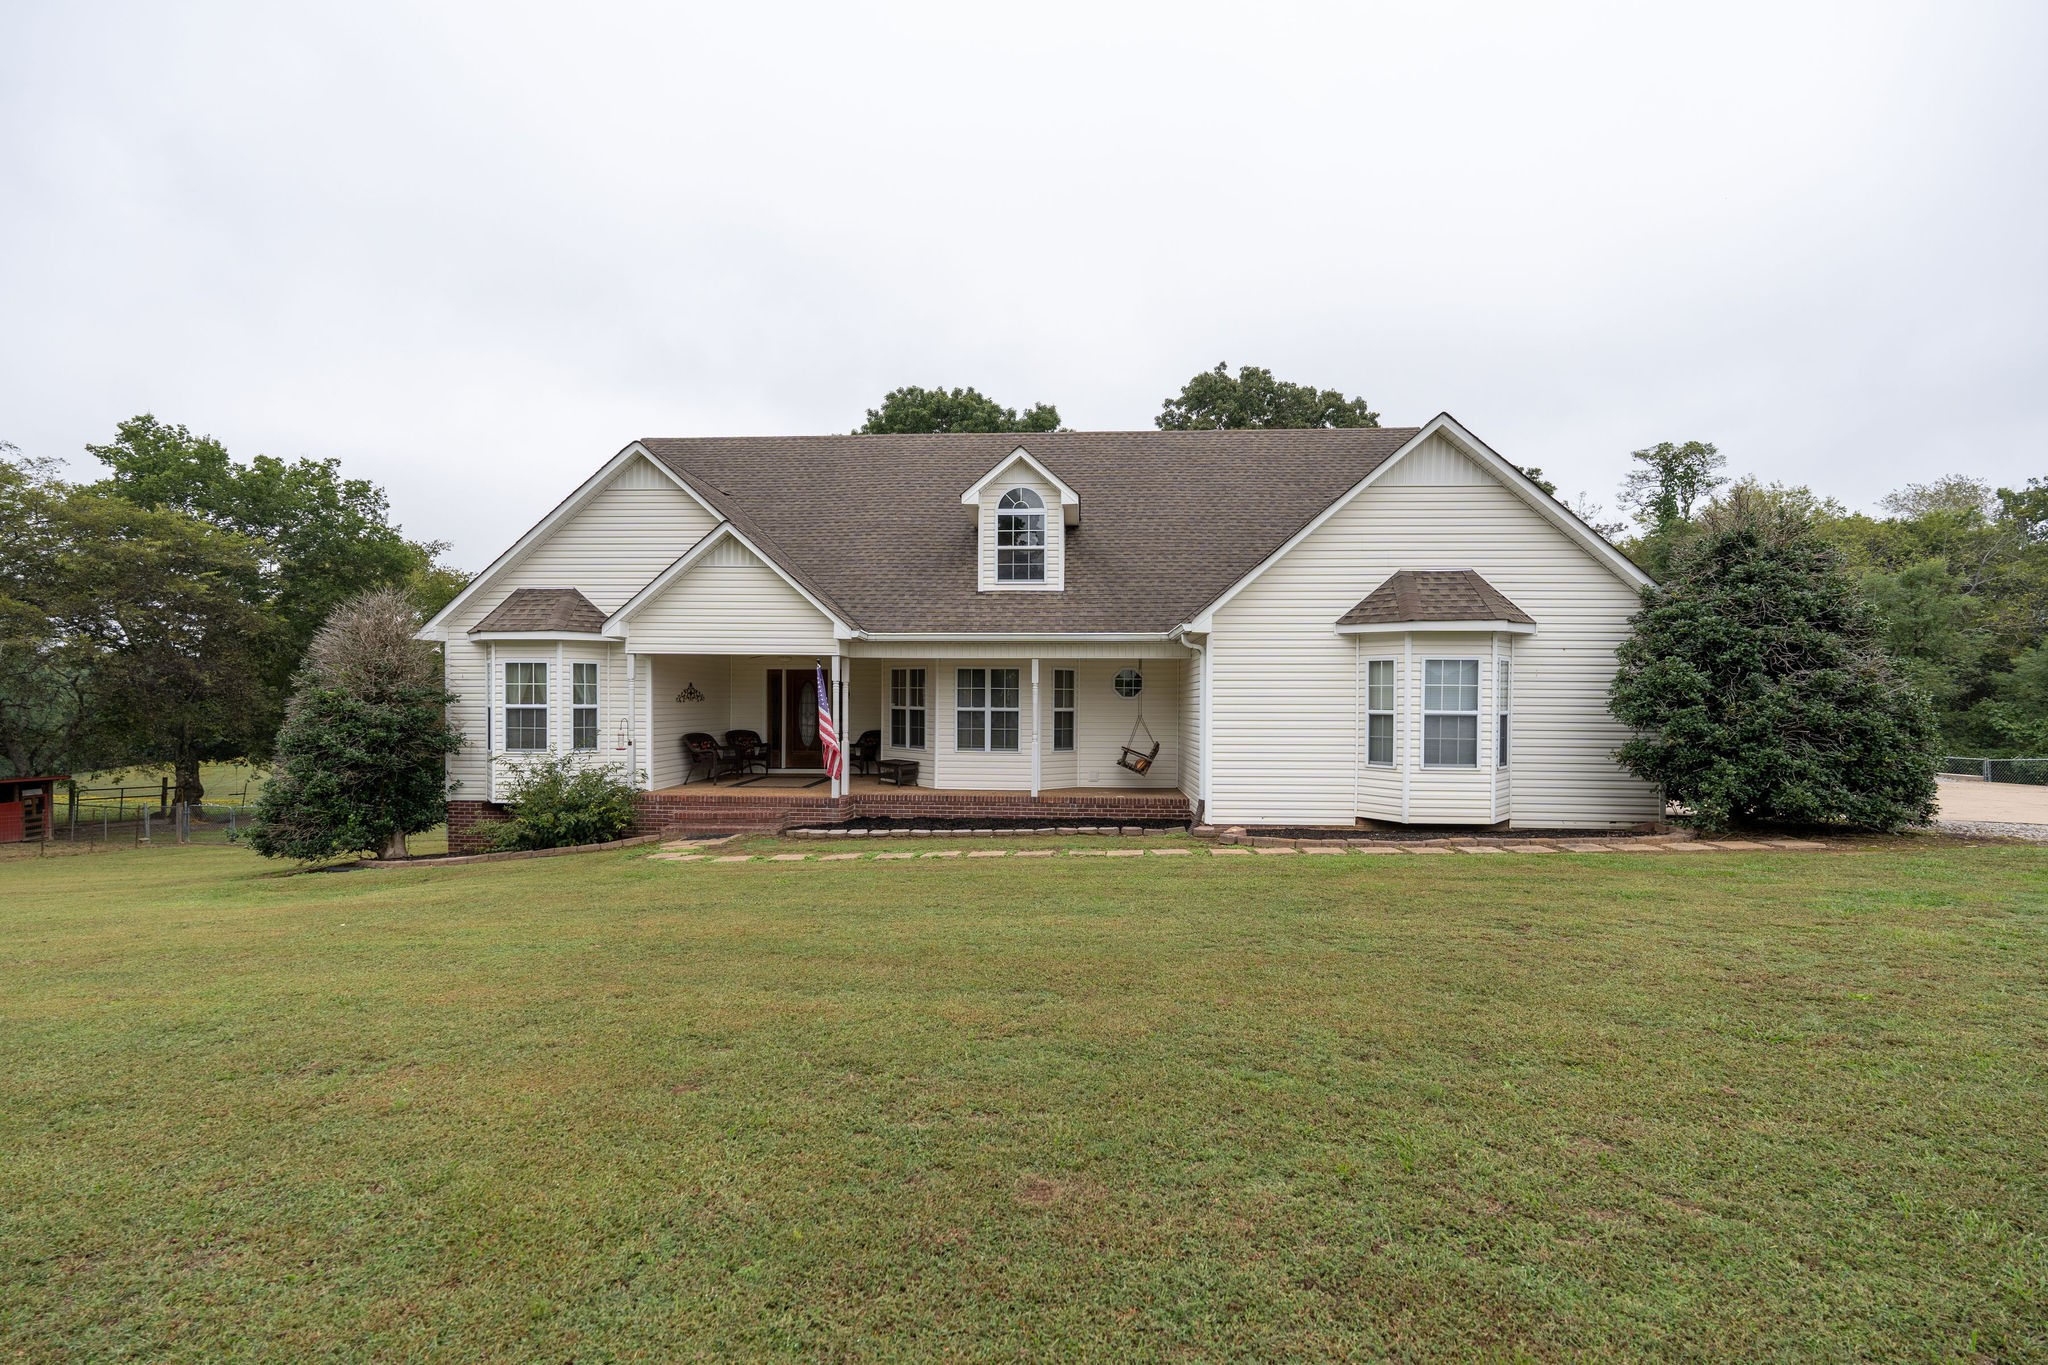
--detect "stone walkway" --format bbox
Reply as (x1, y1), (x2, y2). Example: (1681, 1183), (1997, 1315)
(646, 836), (1835, 864)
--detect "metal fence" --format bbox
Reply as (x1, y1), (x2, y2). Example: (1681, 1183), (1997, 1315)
(1941, 756), (2048, 785)
(41, 794), (254, 847)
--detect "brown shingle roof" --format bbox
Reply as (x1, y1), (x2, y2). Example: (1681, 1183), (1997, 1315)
(1336, 570), (1534, 628)
(637, 428), (1420, 633)
(470, 587), (607, 635)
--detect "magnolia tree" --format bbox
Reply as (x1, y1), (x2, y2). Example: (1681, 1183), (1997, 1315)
(251, 588), (461, 861)
(1609, 486), (1939, 832)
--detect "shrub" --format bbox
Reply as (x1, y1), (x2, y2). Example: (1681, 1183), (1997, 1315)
(486, 754), (640, 851)
(251, 589), (461, 862)
(1609, 485), (1939, 832)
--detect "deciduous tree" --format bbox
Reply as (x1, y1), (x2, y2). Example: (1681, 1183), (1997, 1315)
(1155, 363), (1378, 430)
(857, 387), (1061, 435)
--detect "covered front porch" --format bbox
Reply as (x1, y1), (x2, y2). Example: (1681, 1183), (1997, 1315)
(627, 649), (1193, 802)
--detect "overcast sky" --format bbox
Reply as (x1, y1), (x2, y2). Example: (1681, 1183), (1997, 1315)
(4, 1), (2044, 568)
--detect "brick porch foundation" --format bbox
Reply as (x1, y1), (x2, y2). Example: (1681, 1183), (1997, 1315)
(633, 787), (1194, 838)
(450, 790), (1194, 852)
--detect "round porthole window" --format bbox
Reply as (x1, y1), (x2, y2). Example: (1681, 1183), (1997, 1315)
(1114, 668), (1144, 698)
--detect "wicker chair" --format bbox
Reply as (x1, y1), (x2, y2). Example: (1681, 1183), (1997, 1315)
(851, 729), (882, 776)
(681, 732), (730, 785)
(723, 729), (769, 778)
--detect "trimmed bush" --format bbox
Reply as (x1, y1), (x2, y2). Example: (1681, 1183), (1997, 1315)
(486, 754), (639, 851)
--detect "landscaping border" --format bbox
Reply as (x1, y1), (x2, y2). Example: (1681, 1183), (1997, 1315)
(356, 833), (665, 869)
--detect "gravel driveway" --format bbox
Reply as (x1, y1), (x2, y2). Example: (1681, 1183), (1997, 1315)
(1934, 776), (2048, 841)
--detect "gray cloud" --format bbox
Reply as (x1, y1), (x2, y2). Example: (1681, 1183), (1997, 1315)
(5, 1), (2044, 567)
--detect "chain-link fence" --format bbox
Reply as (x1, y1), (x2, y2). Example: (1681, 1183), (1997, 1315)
(1942, 756), (2048, 785)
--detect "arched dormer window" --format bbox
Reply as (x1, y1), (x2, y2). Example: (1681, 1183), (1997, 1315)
(996, 487), (1046, 582)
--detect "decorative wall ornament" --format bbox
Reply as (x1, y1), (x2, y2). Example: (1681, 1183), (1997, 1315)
(676, 682), (706, 703)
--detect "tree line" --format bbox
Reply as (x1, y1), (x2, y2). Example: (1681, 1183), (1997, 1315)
(0, 417), (463, 801)
(7, 367), (2040, 827)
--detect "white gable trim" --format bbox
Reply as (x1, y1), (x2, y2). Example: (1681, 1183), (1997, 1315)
(959, 446), (1081, 525)
(601, 522), (852, 640)
(1184, 414), (1652, 631)
(416, 444), (722, 640)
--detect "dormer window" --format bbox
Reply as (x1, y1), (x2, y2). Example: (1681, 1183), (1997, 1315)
(996, 488), (1046, 582)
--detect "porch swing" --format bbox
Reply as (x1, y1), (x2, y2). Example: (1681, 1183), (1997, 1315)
(1115, 665), (1160, 775)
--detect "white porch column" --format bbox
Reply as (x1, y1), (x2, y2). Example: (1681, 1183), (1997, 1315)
(1030, 658), (1042, 797)
(830, 651), (844, 797)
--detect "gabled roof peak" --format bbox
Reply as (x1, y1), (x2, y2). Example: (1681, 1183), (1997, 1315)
(958, 446), (1080, 524)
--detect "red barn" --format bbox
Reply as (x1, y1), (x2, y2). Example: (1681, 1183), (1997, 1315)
(0, 776), (66, 843)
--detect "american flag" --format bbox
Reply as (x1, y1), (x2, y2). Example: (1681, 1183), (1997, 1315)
(815, 663), (843, 782)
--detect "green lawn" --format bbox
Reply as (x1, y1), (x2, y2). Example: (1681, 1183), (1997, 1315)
(3, 839), (2044, 1361)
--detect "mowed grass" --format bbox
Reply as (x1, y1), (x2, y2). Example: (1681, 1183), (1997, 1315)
(2, 840), (2045, 1361)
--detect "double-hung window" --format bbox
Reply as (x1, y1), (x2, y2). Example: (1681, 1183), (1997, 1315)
(955, 667), (1021, 751)
(1496, 658), (1512, 768)
(1365, 659), (1395, 765)
(504, 661), (549, 751)
(1421, 659), (1480, 768)
(890, 667), (927, 749)
(995, 488), (1046, 582)
(571, 662), (599, 750)
(1052, 668), (1076, 751)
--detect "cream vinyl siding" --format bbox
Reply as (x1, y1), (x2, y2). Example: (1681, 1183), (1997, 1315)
(445, 641), (492, 797)
(1373, 432), (1495, 487)
(484, 459), (718, 614)
(439, 456), (717, 796)
(976, 467), (1064, 592)
(1067, 658), (1180, 789)
(647, 655), (733, 789)
(847, 657), (882, 757)
(621, 540), (837, 655)
(1208, 443), (1659, 828)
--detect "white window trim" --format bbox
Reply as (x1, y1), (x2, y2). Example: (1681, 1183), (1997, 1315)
(1496, 655), (1512, 769)
(994, 487), (1048, 585)
(890, 667), (928, 751)
(1420, 657), (1482, 770)
(571, 659), (600, 751)
(1364, 657), (1397, 767)
(954, 666), (1022, 752)
(1052, 667), (1076, 752)
(501, 657), (552, 754)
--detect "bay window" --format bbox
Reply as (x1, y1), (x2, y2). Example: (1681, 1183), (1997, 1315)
(1421, 658), (1479, 768)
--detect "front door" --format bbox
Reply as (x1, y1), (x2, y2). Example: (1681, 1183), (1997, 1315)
(770, 668), (824, 769)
